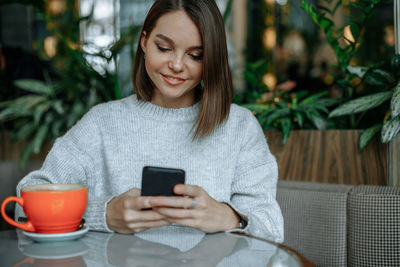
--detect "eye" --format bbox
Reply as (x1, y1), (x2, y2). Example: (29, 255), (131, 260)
(190, 54), (203, 61)
(156, 45), (170, 52)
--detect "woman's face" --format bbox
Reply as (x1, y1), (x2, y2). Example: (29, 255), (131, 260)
(141, 10), (203, 108)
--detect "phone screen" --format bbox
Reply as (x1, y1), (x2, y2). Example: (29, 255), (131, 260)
(141, 166), (185, 196)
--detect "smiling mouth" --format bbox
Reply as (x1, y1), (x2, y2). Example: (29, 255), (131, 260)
(162, 74), (186, 85)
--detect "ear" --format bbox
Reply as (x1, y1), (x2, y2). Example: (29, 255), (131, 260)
(140, 31), (148, 53)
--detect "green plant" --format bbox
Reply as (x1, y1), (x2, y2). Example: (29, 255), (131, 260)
(329, 57), (400, 149)
(244, 90), (338, 144)
(242, 60), (270, 103)
(242, 61), (338, 144)
(0, 1), (139, 167)
(301, 0), (399, 149)
(301, 0), (385, 99)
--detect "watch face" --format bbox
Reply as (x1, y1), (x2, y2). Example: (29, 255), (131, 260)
(239, 219), (247, 229)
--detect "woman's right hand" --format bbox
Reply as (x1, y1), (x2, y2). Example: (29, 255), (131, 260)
(106, 188), (170, 234)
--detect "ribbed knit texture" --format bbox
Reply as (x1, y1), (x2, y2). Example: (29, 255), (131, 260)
(16, 95), (283, 242)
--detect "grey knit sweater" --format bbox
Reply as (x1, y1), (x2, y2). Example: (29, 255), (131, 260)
(16, 95), (283, 242)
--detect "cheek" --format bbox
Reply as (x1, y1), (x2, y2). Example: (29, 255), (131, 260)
(190, 63), (203, 80)
(145, 52), (166, 72)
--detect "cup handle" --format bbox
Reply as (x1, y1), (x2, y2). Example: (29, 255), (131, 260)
(1, 196), (35, 232)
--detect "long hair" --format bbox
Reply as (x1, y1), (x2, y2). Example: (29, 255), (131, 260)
(132, 0), (233, 139)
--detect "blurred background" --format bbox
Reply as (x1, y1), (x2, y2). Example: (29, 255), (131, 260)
(0, 0), (399, 185)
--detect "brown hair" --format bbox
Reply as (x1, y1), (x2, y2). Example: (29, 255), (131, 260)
(132, 0), (233, 139)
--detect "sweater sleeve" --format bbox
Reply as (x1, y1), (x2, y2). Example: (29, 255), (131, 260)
(15, 107), (114, 233)
(226, 113), (284, 243)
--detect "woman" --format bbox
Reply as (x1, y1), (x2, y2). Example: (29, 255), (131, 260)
(16, 0), (283, 242)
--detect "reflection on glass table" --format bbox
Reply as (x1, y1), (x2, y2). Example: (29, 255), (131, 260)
(0, 229), (311, 267)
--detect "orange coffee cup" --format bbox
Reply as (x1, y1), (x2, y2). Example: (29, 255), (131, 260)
(1, 184), (87, 233)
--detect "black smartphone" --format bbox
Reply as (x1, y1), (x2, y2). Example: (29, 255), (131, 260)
(141, 166), (185, 196)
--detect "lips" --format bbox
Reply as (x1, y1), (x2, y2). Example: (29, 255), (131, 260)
(162, 74), (186, 86)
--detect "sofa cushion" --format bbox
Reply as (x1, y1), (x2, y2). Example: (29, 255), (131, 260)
(348, 185), (400, 267)
(277, 180), (352, 267)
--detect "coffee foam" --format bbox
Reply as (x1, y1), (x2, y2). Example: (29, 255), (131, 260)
(22, 184), (86, 192)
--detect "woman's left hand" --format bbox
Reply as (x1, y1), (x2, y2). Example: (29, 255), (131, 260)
(149, 184), (240, 233)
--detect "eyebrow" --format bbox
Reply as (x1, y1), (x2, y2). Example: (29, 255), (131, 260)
(155, 34), (203, 50)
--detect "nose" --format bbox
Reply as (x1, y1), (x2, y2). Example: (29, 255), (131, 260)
(169, 55), (184, 72)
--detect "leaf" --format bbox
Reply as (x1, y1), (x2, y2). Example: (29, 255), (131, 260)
(306, 110), (328, 129)
(319, 17), (333, 32)
(86, 89), (98, 109)
(52, 100), (64, 115)
(223, 0), (233, 22)
(14, 79), (53, 95)
(20, 140), (35, 169)
(359, 123), (382, 150)
(66, 102), (85, 128)
(350, 23), (360, 39)
(391, 81), (400, 117)
(275, 101), (288, 109)
(295, 112), (304, 127)
(243, 104), (270, 113)
(34, 102), (51, 126)
(301, 0), (319, 24)
(243, 71), (258, 88)
(365, 69), (393, 86)
(313, 117), (329, 130)
(314, 105), (329, 114)
(313, 98), (339, 107)
(350, 2), (364, 10)
(329, 91), (392, 117)
(18, 96), (46, 111)
(0, 107), (15, 121)
(0, 100), (12, 108)
(381, 116), (400, 143)
(346, 66), (369, 78)
(293, 90), (309, 101)
(300, 91), (328, 104)
(32, 124), (49, 154)
(51, 119), (64, 137)
(0, 96), (45, 120)
(316, 5), (332, 15)
(266, 109), (291, 126)
(280, 118), (292, 145)
(13, 122), (37, 141)
(332, 0), (342, 14)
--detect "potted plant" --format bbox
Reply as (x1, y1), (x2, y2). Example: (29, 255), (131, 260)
(241, 0), (396, 185)
(302, 0), (400, 149)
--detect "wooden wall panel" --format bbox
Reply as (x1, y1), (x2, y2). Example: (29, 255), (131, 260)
(265, 130), (388, 185)
(388, 134), (400, 186)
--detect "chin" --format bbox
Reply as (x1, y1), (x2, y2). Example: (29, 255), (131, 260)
(160, 88), (187, 99)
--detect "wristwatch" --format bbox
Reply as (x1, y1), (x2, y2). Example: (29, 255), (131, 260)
(238, 217), (247, 229)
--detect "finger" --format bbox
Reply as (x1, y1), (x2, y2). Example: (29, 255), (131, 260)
(127, 219), (170, 230)
(122, 209), (167, 222)
(153, 207), (197, 219)
(164, 218), (199, 229)
(124, 188), (141, 197)
(121, 196), (153, 210)
(149, 196), (193, 209)
(173, 184), (203, 197)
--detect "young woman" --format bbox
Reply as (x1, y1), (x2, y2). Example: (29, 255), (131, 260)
(16, 0), (283, 242)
